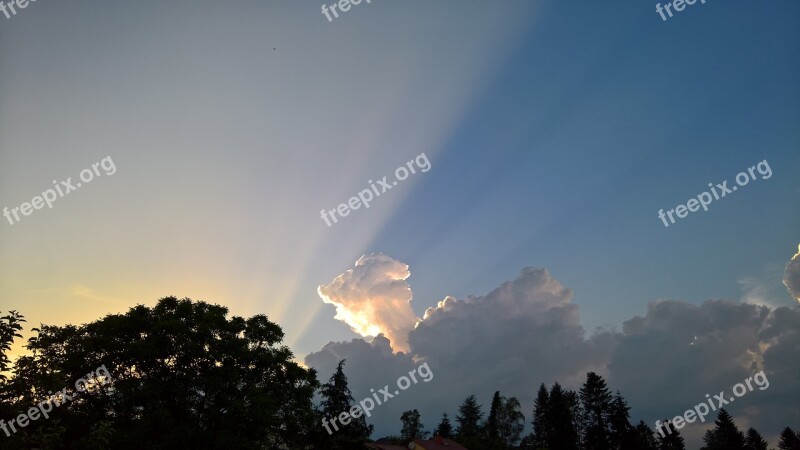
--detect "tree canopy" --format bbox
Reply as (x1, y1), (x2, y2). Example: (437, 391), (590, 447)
(1, 297), (320, 449)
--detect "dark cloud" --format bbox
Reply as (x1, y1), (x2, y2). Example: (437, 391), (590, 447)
(607, 300), (799, 443)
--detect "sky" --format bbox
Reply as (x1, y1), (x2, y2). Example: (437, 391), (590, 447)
(1, 0), (799, 447)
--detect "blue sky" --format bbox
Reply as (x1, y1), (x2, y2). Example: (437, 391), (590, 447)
(306, 0), (800, 344)
(1, 0), (799, 445)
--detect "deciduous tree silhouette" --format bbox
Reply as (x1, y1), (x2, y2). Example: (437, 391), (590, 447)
(0, 310), (24, 379)
(1, 297), (321, 450)
(498, 395), (525, 448)
(400, 409), (426, 441)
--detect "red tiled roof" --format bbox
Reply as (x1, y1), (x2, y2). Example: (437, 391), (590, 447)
(413, 437), (469, 450)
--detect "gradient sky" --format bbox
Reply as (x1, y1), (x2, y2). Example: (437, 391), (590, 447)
(1, 0), (799, 445)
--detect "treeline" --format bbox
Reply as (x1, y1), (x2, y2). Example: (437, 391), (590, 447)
(1, 299), (798, 450)
(431, 376), (800, 450)
(342, 366), (800, 450)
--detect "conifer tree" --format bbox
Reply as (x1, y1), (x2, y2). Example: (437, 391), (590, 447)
(566, 389), (584, 447)
(456, 394), (485, 448)
(487, 391), (503, 442)
(320, 360), (373, 448)
(657, 420), (686, 450)
(744, 427), (769, 450)
(434, 413), (453, 438)
(778, 427), (800, 450)
(532, 383), (550, 449)
(700, 409), (745, 450)
(580, 372), (613, 450)
(630, 421), (659, 450)
(608, 391), (632, 449)
(548, 383), (581, 450)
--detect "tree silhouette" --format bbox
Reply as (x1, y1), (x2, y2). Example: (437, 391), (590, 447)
(778, 427), (800, 450)
(608, 390), (632, 449)
(548, 382), (581, 450)
(532, 383), (550, 449)
(456, 394), (484, 448)
(580, 372), (613, 450)
(400, 409), (426, 441)
(2, 297), (321, 449)
(320, 359), (373, 448)
(434, 412), (453, 438)
(0, 310), (24, 379)
(744, 427), (769, 450)
(657, 420), (686, 450)
(487, 391), (503, 443)
(630, 420), (659, 450)
(701, 409), (745, 450)
(497, 396), (525, 447)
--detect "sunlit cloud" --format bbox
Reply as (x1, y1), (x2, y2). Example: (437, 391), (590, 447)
(317, 253), (419, 353)
(782, 243), (800, 302)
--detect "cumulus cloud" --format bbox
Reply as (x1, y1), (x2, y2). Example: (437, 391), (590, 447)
(317, 253), (419, 353)
(308, 254), (800, 445)
(783, 244), (800, 302)
(410, 267), (614, 390)
(309, 263), (616, 437)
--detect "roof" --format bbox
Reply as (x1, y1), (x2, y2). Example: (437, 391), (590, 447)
(364, 444), (408, 450)
(414, 437), (469, 450)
